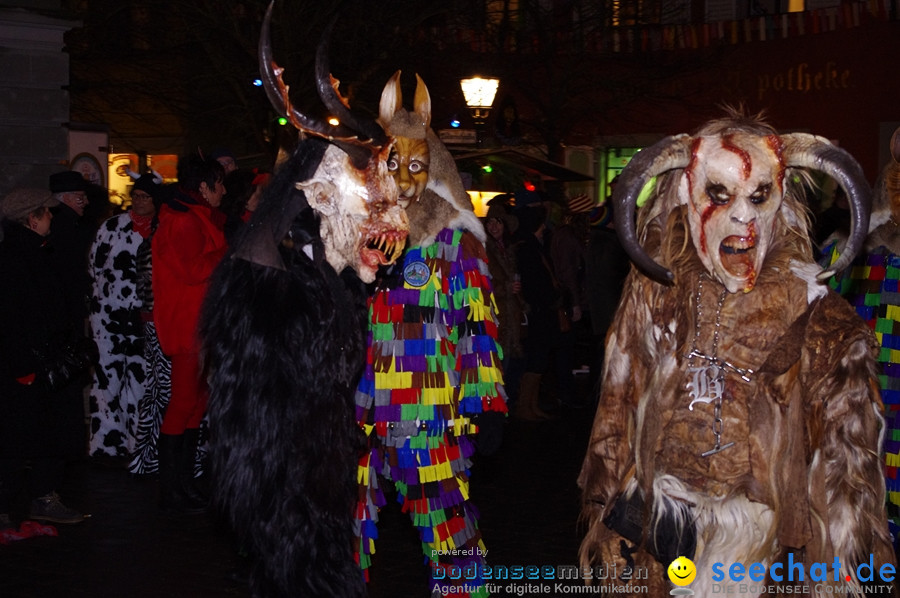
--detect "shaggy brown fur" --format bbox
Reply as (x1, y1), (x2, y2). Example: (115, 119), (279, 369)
(579, 116), (897, 597)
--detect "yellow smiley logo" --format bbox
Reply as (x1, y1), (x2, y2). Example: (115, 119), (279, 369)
(667, 556), (696, 586)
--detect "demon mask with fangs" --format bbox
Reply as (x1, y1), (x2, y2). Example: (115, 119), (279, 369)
(232, 3), (408, 283)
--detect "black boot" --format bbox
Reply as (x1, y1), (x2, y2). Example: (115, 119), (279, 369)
(157, 434), (204, 514)
(178, 428), (208, 506)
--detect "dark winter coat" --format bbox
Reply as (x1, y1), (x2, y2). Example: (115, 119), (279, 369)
(0, 223), (88, 458)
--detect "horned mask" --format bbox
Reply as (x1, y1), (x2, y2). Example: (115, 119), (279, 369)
(233, 4), (408, 283)
(614, 118), (870, 293)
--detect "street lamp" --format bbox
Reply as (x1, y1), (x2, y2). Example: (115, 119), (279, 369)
(460, 76), (499, 148)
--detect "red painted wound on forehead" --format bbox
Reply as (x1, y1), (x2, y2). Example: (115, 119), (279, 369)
(765, 135), (786, 193)
(721, 134), (752, 179)
(685, 137), (703, 198)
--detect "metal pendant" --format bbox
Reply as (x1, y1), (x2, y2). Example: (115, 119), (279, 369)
(686, 364), (723, 411)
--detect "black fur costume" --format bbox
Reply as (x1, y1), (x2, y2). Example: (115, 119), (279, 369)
(200, 138), (368, 598)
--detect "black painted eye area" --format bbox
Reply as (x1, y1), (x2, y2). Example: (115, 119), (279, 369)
(706, 184), (730, 205)
(750, 184), (771, 204)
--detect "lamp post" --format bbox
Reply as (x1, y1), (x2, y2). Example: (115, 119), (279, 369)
(460, 76), (499, 148)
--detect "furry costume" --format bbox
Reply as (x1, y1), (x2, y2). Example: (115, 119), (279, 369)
(87, 212), (147, 457)
(578, 114), (897, 597)
(353, 72), (507, 598)
(199, 8), (408, 597)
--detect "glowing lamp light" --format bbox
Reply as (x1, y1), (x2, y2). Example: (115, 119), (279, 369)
(277, 117), (288, 126)
(524, 181), (536, 192)
(450, 119), (461, 128)
(460, 77), (499, 113)
(460, 76), (499, 148)
(328, 117), (340, 127)
(252, 78), (263, 87)
(482, 164), (493, 173)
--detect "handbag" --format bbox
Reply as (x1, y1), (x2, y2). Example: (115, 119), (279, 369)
(33, 336), (99, 392)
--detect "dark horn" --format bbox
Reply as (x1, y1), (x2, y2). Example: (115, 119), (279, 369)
(613, 134), (693, 284)
(259, 3), (333, 139)
(781, 133), (871, 280)
(314, 21), (388, 147)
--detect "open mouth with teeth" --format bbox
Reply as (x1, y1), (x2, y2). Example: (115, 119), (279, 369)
(719, 234), (757, 278)
(361, 229), (408, 269)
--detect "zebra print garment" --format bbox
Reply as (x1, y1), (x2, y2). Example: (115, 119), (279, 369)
(128, 320), (170, 475)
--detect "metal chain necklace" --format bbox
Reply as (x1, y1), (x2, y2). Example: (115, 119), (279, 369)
(684, 275), (754, 457)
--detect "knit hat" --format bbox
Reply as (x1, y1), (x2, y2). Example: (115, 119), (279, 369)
(0, 188), (58, 221)
(49, 171), (89, 193)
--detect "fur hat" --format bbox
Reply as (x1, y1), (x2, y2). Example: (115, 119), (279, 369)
(49, 171), (89, 193)
(1, 187), (58, 221)
(132, 174), (161, 196)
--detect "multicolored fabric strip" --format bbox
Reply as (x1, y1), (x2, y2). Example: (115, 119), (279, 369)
(824, 241), (900, 522)
(353, 227), (507, 595)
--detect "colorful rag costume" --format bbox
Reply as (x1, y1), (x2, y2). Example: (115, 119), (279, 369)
(354, 226), (507, 597)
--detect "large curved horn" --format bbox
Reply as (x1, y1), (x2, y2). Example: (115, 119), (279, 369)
(259, 3), (333, 139)
(314, 21), (388, 146)
(613, 134), (693, 284)
(781, 133), (871, 281)
(259, 3), (386, 169)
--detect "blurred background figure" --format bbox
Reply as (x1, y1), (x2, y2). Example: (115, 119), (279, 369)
(208, 147), (237, 175)
(49, 171), (95, 332)
(512, 202), (559, 420)
(151, 155), (227, 513)
(483, 199), (525, 409)
(87, 174), (161, 463)
(583, 184), (629, 396)
(549, 194), (591, 408)
(0, 188), (95, 526)
(220, 167), (269, 244)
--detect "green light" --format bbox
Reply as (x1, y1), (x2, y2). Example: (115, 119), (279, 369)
(482, 164), (493, 173)
(277, 117), (288, 126)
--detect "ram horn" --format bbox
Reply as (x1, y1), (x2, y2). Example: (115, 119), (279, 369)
(613, 134), (693, 284)
(780, 133), (871, 280)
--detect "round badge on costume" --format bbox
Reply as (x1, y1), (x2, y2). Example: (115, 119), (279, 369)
(403, 261), (431, 288)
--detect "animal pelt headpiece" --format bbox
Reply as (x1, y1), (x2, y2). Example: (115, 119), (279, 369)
(613, 110), (871, 292)
(378, 70), (486, 247)
(200, 5), (408, 597)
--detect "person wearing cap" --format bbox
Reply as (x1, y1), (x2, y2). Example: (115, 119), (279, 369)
(208, 148), (237, 175)
(49, 170), (94, 326)
(0, 188), (92, 526)
(86, 174), (161, 462)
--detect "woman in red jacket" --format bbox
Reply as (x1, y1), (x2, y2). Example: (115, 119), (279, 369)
(152, 155), (227, 513)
